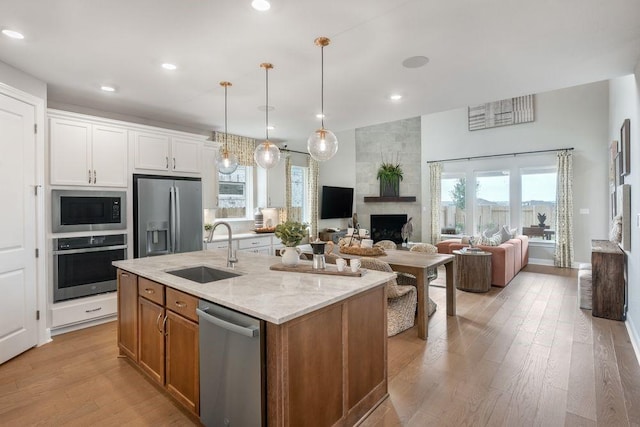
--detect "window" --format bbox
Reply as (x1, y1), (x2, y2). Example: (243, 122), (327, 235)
(217, 166), (253, 219)
(521, 168), (556, 241)
(474, 171), (510, 233)
(440, 174), (466, 234)
(289, 165), (308, 223)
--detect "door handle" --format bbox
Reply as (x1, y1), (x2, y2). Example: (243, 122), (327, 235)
(173, 157), (176, 170)
(156, 312), (163, 334)
(93, 169), (96, 184)
(88, 169), (92, 184)
(165, 156), (169, 169)
(162, 315), (168, 336)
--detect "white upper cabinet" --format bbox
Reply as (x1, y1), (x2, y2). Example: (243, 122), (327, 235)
(50, 117), (127, 187)
(133, 132), (202, 176)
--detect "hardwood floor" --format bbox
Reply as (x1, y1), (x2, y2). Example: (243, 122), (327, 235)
(1, 265), (638, 426)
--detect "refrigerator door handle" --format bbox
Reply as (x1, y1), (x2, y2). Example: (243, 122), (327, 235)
(175, 185), (181, 253)
(170, 186), (176, 253)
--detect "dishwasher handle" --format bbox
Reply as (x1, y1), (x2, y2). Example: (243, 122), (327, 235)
(196, 307), (260, 338)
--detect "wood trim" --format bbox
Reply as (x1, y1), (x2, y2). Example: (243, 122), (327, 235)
(363, 196), (416, 203)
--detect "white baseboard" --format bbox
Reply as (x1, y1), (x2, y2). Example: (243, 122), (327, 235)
(626, 315), (640, 366)
(528, 258), (556, 266)
(50, 315), (116, 336)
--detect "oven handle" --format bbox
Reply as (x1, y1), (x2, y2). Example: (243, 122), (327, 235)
(52, 244), (128, 255)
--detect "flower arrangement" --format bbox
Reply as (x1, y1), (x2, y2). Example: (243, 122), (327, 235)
(377, 153), (403, 197)
(274, 221), (308, 247)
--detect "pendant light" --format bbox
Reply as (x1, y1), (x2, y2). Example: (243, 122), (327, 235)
(307, 36), (338, 161)
(216, 81), (239, 174)
(254, 63), (281, 169)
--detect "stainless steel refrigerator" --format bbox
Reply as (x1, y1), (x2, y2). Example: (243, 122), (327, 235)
(134, 175), (203, 257)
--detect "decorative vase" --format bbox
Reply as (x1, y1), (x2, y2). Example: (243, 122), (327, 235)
(380, 179), (400, 197)
(280, 246), (301, 267)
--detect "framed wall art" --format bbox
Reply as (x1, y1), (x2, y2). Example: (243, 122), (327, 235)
(620, 118), (631, 178)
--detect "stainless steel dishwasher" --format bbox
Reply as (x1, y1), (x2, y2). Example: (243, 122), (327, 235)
(196, 300), (265, 427)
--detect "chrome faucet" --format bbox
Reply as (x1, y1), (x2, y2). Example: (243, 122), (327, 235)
(212, 221), (238, 268)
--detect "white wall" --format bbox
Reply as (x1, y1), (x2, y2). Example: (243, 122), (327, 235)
(318, 129), (356, 231)
(0, 60), (46, 100)
(609, 69), (640, 358)
(421, 81), (610, 263)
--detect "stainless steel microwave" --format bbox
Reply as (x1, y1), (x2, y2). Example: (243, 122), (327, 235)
(52, 190), (126, 233)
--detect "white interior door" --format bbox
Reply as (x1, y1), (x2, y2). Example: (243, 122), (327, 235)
(0, 92), (37, 364)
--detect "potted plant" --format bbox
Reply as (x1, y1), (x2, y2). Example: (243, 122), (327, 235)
(275, 220), (308, 266)
(377, 154), (403, 197)
(204, 223), (213, 242)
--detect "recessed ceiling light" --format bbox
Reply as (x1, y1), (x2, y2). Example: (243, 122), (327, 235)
(2, 29), (24, 40)
(316, 113), (325, 119)
(390, 94), (402, 101)
(267, 125), (275, 131)
(402, 56), (430, 69)
(251, 0), (271, 11)
(100, 85), (116, 92)
(161, 63), (177, 70)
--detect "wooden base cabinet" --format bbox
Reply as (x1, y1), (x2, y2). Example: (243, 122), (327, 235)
(117, 269), (199, 416)
(266, 285), (387, 426)
(117, 270), (138, 360)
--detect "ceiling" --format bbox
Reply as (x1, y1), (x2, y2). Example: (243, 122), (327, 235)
(1, 0), (639, 151)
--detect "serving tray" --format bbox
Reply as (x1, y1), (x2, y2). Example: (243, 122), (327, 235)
(269, 263), (363, 277)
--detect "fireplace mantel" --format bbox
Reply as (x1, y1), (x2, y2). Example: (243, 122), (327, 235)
(364, 196), (416, 203)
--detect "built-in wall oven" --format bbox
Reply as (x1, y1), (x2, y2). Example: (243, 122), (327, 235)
(52, 234), (127, 302)
(52, 190), (126, 233)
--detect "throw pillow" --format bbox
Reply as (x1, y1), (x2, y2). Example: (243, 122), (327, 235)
(482, 225), (499, 238)
(477, 233), (501, 246)
(510, 227), (517, 238)
(461, 235), (471, 244)
(500, 225), (511, 243)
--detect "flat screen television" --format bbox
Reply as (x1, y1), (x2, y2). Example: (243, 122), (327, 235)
(320, 186), (354, 219)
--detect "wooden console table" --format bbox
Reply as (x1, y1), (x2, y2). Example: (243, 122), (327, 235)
(591, 240), (626, 320)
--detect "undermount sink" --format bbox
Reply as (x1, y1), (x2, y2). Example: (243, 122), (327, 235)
(166, 266), (241, 284)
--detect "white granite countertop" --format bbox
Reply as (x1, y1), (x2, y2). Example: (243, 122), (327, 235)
(113, 250), (393, 325)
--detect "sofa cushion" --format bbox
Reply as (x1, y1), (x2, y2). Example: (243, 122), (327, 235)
(506, 238), (523, 272)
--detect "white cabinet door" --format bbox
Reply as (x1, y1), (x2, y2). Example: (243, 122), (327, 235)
(134, 131), (170, 171)
(50, 118), (92, 186)
(171, 137), (201, 174)
(202, 146), (219, 209)
(92, 125), (127, 187)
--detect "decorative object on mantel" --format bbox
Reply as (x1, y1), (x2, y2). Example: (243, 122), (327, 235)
(401, 217), (413, 247)
(215, 81), (239, 174)
(254, 63), (281, 169)
(275, 220), (308, 266)
(468, 94), (534, 131)
(620, 118), (631, 179)
(307, 36), (338, 161)
(377, 153), (403, 197)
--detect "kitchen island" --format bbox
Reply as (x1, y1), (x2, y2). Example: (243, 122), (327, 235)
(114, 249), (394, 426)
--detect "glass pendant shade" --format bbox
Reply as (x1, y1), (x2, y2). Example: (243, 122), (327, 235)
(217, 148), (238, 174)
(307, 128), (338, 161)
(254, 63), (281, 169)
(254, 140), (280, 169)
(308, 36), (338, 161)
(217, 81), (238, 175)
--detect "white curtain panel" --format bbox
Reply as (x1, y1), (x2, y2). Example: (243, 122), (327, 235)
(555, 150), (574, 268)
(429, 162), (442, 244)
(308, 157), (319, 240)
(285, 155), (292, 222)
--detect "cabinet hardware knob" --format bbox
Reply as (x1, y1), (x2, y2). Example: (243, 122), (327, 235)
(175, 301), (187, 308)
(144, 288), (154, 294)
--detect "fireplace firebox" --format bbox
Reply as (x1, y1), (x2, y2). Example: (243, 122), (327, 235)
(370, 214), (407, 244)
